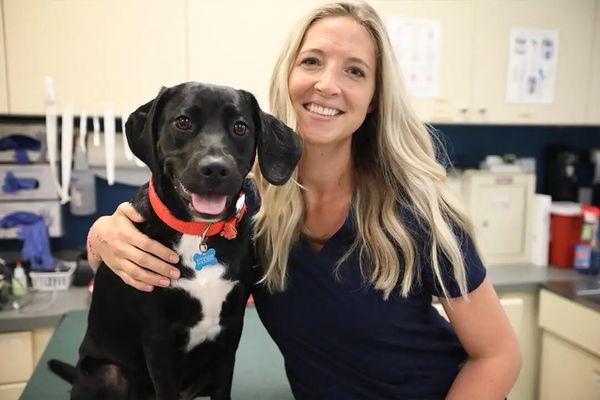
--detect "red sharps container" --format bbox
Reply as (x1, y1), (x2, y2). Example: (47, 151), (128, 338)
(549, 202), (583, 268)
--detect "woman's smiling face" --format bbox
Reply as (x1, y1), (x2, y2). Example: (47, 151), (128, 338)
(288, 16), (377, 149)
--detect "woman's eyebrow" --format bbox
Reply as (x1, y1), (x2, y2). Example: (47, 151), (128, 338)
(297, 48), (373, 70)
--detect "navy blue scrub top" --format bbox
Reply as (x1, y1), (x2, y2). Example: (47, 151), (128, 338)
(244, 183), (487, 399)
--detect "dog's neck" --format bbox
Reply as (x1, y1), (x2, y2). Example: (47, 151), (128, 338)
(147, 177), (246, 240)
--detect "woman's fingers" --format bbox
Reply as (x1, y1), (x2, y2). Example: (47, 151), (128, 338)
(120, 231), (180, 278)
(116, 202), (145, 223)
(116, 244), (178, 285)
(114, 265), (154, 292)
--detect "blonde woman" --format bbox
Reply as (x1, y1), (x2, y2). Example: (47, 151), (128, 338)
(88, 2), (521, 398)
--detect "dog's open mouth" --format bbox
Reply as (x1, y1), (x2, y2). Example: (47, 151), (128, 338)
(178, 181), (229, 217)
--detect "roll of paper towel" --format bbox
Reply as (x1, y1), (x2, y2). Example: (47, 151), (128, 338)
(530, 194), (552, 266)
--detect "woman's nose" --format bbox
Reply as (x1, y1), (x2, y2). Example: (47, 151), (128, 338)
(314, 69), (341, 97)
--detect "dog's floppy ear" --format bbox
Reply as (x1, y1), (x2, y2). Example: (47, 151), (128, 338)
(242, 91), (302, 185)
(125, 86), (168, 174)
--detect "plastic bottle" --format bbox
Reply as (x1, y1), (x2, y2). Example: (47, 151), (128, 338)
(11, 261), (29, 296)
(70, 150), (97, 216)
(574, 206), (600, 274)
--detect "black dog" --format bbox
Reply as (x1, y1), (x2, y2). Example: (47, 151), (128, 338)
(48, 82), (302, 399)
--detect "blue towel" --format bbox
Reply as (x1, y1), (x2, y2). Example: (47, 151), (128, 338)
(0, 212), (54, 270)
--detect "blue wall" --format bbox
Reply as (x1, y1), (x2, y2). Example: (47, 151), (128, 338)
(2, 123), (600, 252)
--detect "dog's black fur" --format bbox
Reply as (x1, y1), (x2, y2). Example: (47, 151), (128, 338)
(48, 82), (302, 399)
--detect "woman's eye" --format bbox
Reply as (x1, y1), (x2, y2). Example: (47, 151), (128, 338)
(174, 116), (192, 130)
(348, 67), (365, 78)
(233, 121), (247, 136)
(300, 57), (320, 67)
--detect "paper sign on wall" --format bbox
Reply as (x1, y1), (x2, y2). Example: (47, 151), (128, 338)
(506, 28), (559, 104)
(387, 16), (442, 98)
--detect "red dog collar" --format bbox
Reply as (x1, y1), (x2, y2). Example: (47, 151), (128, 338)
(148, 178), (246, 240)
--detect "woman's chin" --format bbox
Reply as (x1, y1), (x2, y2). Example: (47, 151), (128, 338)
(299, 133), (351, 149)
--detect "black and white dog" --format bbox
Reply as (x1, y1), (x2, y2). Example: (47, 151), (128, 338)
(48, 82), (302, 399)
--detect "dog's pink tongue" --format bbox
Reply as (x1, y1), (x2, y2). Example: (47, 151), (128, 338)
(191, 194), (227, 215)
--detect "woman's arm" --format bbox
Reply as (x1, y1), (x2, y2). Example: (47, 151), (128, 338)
(87, 202), (181, 292)
(441, 277), (522, 400)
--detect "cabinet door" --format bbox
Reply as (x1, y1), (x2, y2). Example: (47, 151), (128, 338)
(32, 327), (55, 366)
(368, 0), (476, 123)
(0, 331), (33, 384)
(539, 332), (600, 400)
(0, 4), (8, 114)
(3, 0), (186, 115)
(471, 0), (595, 124)
(187, 0), (318, 110)
(588, 0), (600, 124)
(434, 292), (537, 400)
(0, 382), (26, 400)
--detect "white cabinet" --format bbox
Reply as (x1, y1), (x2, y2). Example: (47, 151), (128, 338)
(539, 332), (600, 400)
(0, 331), (33, 384)
(0, 327), (55, 400)
(0, 4), (9, 114)
(471, 0), (596, 125)
(461, 171), (536, 266)
(538, 290), (600, 400)
(588, 0), (600, 124)
(2, 0), (186, 115)
(370, 0), (596, 125)
(434, 291), (539, 400)
(186, 0), (319, 109)
(0, 382), (27, 400)
(368, 0), (476, 123)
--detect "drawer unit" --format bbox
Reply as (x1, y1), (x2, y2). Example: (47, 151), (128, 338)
(0, 200), (63, 238)
(0, 164), (58, 201)
(0, 331), (33, 384)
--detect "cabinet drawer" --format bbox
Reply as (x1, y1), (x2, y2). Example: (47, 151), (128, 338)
(539, 289), (600, 356)
(0, 331), (33, 384)
(0, 382), (27, 400)
(0, 164), (58, 201)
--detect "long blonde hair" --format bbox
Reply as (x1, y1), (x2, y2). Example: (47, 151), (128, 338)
(254, 1), (477, 299)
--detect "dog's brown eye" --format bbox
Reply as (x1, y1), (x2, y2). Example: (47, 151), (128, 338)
(233, 122), (247, 136)
(174, 116), (192, 130)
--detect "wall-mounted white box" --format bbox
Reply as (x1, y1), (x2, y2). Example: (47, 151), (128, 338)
(461, 170), (536, 266)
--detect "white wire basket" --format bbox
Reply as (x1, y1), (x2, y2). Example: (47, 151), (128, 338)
(29, 261), (76, 291)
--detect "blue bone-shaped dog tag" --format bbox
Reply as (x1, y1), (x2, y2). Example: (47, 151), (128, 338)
(193, 248), (218, 271)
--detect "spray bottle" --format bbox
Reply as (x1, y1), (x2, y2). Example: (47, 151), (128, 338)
(11, 260), (28, 297)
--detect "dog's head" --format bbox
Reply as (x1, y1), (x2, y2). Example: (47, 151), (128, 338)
(126, 82), (302, 221)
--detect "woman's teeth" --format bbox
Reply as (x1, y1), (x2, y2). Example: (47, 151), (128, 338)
(306, 103), (341, 116)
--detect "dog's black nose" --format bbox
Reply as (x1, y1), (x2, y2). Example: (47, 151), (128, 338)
(199, 161), (231, 178)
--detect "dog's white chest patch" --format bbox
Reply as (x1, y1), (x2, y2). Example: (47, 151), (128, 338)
(172, 234), (237, 351)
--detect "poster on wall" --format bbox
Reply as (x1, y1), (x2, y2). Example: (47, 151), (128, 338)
(506, 28), (559, 104)
(387, 16), (442, 98)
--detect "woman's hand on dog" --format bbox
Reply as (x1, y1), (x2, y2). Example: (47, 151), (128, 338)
(88, 202), (181, 292)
